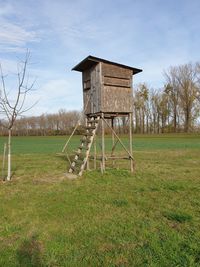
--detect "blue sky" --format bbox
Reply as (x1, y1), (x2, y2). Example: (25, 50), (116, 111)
(0, 0), (200, 116)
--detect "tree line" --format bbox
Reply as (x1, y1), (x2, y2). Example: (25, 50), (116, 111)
(134, 62), (200, 133)
(1, 62), (200, 137)
(0, 109), (82, 136)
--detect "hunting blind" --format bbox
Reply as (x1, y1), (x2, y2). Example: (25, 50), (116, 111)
(73, 56), (142, 115)
(64, 56), (142, 178)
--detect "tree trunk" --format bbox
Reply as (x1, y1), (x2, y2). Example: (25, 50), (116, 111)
(157, 113), (160, 134)
(185, 106), (190, 132)
(153, 114), (156, 133)
(161, 114), (164, 133)
(146, 115), (149, 134)
(139, 109), (142, 133)
(7, 128), (12, 181)
(173, 107), (177, 132)
(135, 108), (138, 133)
(142, 108), (145, 134)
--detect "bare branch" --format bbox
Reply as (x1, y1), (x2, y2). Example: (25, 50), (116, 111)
(18, 100), (39, 115)
(0, 63), (13, 110)
(0, 50), (37, 130)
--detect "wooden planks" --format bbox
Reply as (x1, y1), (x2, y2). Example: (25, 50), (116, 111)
(83, 69), (90, 81)
(90, 64), (101, 113)
(104, 76), (131, 88)
(83, 63), (102, 114)
(102, 86), (133, 112)
(82, 68), (91, 114)
(83, 90), (91, 114)
(82, 61), (133, 114)
(83, 80), (91, 90)
(102, 62), (132, 79)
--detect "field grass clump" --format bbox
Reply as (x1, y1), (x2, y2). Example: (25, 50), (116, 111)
(111, 199), (129, 207)
(163, 211), (193, 223)
(0, 134), (200, 266)
(16, 234), (43, 267)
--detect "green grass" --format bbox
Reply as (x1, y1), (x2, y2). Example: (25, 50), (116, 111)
(0, 133), (200, 266)
(163, 211), (193, 223)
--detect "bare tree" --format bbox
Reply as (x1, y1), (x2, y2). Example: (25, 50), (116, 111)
(177, 64), (198, 131)
(164, 68), (180, 132)
(0, 51), (36, 181)
(133, 84), (149, 133)
(165, 63), (200, 132)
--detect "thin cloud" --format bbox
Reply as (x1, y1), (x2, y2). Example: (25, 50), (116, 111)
(0, 2), (40, 53)
(24, 78), (82, 116)
(0, 2), (13, 16)
(0, 19), (39, 52)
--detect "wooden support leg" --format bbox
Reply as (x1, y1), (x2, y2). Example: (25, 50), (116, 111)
(86, 116), (90, 171)
(102, 117), (133, 160)
(101, 113), (105, 173)
(111, 117), (115, 167)
(94, 133), (97, 170)
(129, 113), (134, 172)
(2, 143), (7, 181)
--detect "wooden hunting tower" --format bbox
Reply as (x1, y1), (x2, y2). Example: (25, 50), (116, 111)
(72, 55), (142, 116)
(65, 56), (142, 178)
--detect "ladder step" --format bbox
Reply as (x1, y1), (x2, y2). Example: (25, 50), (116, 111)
(70, 166), (81, 173)
(69, 165), (76, 171)
(85, 126), (96, 130)
(87, 119), (99, 123)
(74, 157), (84, 163)
(70, 163), (83, 170)
(73, 155), (85, 162)
(73, 150), (82, 155)
(71, 160), (86, 172)
(83, 132), (93, 136)
(78, 146), (89, 150)
(80, 137), (91, 143)
(69, 117), (100, 176)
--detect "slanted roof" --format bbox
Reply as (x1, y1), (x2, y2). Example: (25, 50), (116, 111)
(72, 55), (142, 75)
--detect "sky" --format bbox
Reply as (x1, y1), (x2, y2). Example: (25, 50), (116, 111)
(0, 0), (200, 116)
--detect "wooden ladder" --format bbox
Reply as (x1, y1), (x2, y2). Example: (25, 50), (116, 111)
(68, 115), (100, 176)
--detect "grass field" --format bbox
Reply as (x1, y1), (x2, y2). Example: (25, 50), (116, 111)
(0, 134), (200, 266)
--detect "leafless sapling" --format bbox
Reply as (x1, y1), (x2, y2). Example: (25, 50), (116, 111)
(0, 51), (37, 181)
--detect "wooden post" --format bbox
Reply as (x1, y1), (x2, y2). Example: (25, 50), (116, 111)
(101, 113), (105, 173)
(86, 116), (90, 170)
(111, 117), (115, 167)
(7, 129), (11, 181)
(94, 133), (97, 169)
(129, 113), (134, 172)
(2, 143), (7, 181)
(102, 117), (133, 160)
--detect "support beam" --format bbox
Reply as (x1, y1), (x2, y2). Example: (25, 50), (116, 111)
(102, 117), (134, 160)
(94, 134), (97, 169)
(111, 117), (115, 167)
(101, 113), (105, 172)
(111, 139), (119, 156)
(2, 143), (7, 181)
(129, 112), (134, 172)
(86, 116), (90, 170)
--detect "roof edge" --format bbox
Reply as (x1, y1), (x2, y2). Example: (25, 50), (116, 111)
(72, 55), (143, 75)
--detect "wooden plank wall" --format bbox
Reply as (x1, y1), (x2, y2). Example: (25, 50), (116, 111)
(101, 63), (133, 113)
(103, 86), (133, 112)
(90, 64), (101, 113)
(82, 69), (91, 114)
(82, 62), (134, 114)
(82, 64), (101, 114)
